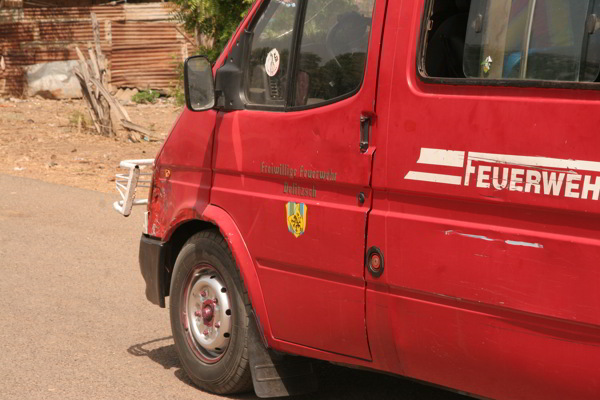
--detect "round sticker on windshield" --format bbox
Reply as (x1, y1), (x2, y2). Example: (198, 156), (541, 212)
(265, 49), (280, 77)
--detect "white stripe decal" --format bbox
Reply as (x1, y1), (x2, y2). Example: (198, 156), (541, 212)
(405, 171), (462, 186)
(468, 152), (600, 173)
(417, 148), (465, 168)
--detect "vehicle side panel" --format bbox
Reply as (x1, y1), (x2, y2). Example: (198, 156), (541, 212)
(366, 287), (600, 400)
(366, 1), (600, 399)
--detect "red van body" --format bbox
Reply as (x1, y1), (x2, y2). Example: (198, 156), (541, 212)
(133, 1), (600, 399)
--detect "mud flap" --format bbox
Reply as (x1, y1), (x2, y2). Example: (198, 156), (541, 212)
(248, 314), (319, 398)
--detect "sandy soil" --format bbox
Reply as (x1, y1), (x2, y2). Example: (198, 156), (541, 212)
(0, 97), (180, 193)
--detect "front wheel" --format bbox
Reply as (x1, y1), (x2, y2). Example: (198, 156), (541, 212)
(169, 230), (253, 394)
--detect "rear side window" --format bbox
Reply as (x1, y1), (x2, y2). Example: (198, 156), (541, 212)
(422, 0), (600, 84)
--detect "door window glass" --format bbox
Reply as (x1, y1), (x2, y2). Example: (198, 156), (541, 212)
(245, 0), (299, 106)
(294, 0), (375, 106)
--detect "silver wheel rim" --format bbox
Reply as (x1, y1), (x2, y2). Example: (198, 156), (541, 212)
(182, 265), (232, 364)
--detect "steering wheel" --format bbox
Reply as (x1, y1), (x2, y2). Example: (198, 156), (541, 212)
(326, 12), (371, 69)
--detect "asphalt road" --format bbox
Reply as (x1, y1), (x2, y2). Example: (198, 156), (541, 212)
(0, 174), (470, 400)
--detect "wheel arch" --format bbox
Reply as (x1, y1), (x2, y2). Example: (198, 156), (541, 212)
(164, 219), (215, 298)
(163, 205), (273, 346)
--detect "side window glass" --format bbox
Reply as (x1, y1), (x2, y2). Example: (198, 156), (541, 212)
(462, 0), (600, 82)
(293, 0), (375, 107)
(245, 1), (299, 107)
(423, 0), (600, 84)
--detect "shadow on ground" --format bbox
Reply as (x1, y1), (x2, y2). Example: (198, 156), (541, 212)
(128, 336), (179, 369)
(127, 337), (255, 399)
(128, 337), (471, 400)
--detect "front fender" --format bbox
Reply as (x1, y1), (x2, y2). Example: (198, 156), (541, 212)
(148, 107), (216, 240)
(200, 204), (274, 346)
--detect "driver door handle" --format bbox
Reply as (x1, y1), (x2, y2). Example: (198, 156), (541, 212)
(360, 115), (372, 153)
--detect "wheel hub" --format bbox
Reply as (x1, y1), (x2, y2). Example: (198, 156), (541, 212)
(184, 266), (232, 363)
(202, 304), (214, 323)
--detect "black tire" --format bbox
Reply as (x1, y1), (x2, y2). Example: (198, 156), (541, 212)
(169, 230), (253, 394)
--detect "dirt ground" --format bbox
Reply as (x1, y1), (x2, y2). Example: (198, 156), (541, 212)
(0, 97), (181, 193)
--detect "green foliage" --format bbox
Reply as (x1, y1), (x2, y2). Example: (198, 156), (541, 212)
(169, 0), (254, 61)
(168, 0), (252, 102)
(171, 60), (187, 107)
(132, 89), (160, 104)
(69, 110), (93, 132)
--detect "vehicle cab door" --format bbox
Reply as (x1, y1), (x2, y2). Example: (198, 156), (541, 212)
(210, 0), (385, 360)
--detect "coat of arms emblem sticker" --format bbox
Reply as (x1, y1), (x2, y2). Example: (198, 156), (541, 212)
(286, 202), (307, 238)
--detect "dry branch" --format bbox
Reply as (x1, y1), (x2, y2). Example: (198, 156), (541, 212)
(74, 45), (112, 137)
(73, 67), (102, 135)
(121, 120), (161, 141)
(89, 77), (131, 122)
(72, 14), (160, 143)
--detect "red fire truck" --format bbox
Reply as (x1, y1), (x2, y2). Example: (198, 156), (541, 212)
(115, 1), (600, 398)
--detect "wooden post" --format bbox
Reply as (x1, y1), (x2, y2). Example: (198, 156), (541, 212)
(87, 42), (101, 99)
(91, 13), (104, 72)
(104, 19), (112, 91)
(91, 12), (110, 90)
(181, 44), (188, 62)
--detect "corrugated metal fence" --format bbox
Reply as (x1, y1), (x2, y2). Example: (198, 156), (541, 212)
(0, 3), (194, 97)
